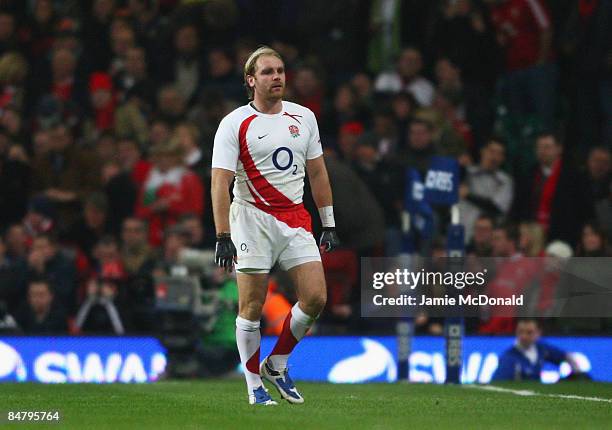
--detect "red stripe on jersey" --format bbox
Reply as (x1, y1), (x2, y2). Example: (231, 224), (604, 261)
(238, 114), (297, 209)
(238, 114), (313, 232)
(252, 200), (313, 232)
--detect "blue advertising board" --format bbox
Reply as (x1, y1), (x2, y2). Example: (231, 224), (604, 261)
(260, 336), (612, 384)
(0, 337), (166, 383)
(1, 336), (610, 384)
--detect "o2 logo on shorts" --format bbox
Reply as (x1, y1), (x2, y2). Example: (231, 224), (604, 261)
(425, 170), (454, 192)
(240, 243), (248, 253)
(272, 147), (298, 175)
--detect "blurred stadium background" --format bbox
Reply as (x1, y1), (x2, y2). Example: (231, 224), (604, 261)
(0, 0), (611, 410)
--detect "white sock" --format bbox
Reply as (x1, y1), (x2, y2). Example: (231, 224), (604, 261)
(268, 302), (315, 371)
(236, 316), (262, 393)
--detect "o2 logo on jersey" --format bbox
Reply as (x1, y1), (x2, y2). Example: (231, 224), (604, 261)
(288, 125), (300, 138)
(425, 170), (454, 192)
(272, 147), (297, 175)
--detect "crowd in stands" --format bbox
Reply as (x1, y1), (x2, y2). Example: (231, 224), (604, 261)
(0, 0), (610, 336)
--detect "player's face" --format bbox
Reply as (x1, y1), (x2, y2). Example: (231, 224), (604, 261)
(516, 322), (541, 348)
(251, 55), (285, 101)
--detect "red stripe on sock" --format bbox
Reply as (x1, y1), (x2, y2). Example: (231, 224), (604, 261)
(270, 312), (299, 356)
(246, 346), (260, 374)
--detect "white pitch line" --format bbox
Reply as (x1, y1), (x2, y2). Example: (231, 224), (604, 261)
(464, 384), (612, 403)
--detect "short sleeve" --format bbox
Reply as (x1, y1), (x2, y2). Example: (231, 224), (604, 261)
(305, 110), (323, 160)
(211, 115), (239, 172)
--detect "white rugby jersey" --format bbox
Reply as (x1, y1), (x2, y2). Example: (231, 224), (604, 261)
(212, 101), (323, 211)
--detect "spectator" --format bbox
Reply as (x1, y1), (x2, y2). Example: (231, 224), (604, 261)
(22, 196), (55, 243)
(82, 0), (116, 72)
(594, 182), (612, 238)
(337, 121), (365, 162)
(135, 139), (204, 246)
(391, 91), (418, 149)
(489, 0), (557, 128)
(398, 118), (438, 174)
(160, 24), (204, 105)
(126, 0), (166, 62)
(0, 130), (31, 230)
(27, 233), (77, 314)
(562, 0), (612, 149)
(75, 250), (127, 335)
(291, 64), (324, 119)
(5, 224), (29, 260)
(493, 318), (583, 381)
(121, 217), (154, 276)
(46, 48), (82, 105)
(374, 47), (435, 107)
(429, 0), (498, 147)
(514, 132), (590, 246)
(519, 221), (546, 257)
(480, 224), (539, 333)
(153, 224), (190, 276)
(101, 158), (138, 236)
(0, 235), (27, 310)
(83, 72), (117, 142)
(156, 85), (187, 126)
(117, 137), (151, 189)
(109, 22), (136, 78)
(31, 123), (100, 231)
(466, 214), (495, 257)
(115, 46), (156, 105)
(180, 213), (206, 250)
(0, 12), (18, 56)
(0, 51), (29, 112)
(576, 222), (612, 257)
(362, 108), (399, 161)
(464, 137), (514, 218)
(114, 83), (151, 147)
(204, 48), (243, 102)
(22, 0), (57, 59)
(65, 192), (112, 260)
(175, 122), (207, 180)
(93, 131), (118, 166)
(585, 146), (611, 203)
(322, 83), (368, 139)
(15, 278), (68, 334)
(120, 217), (155, 332)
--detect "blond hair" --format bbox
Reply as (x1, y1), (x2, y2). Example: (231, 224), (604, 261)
(520, 222), (546, 257)
(243, 46), (283, 100)
(0, 52), (28, 84)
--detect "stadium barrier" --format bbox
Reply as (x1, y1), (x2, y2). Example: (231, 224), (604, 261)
(0, 336), (608, 384)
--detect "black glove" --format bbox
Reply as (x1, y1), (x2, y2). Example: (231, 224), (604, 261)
(215, 233), (237, 272)
(319, 227), (340, 253)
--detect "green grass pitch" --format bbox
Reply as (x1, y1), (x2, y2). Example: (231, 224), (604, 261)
(2, 380), (611, 429)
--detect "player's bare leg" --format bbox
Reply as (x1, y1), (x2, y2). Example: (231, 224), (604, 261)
(235, 272), (277, 405)
(261, 261), (327, 404)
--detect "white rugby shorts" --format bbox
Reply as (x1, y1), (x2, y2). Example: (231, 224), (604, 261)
(230, 200), (321, 273)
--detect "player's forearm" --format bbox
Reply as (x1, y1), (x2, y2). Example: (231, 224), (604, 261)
(310, 175), (333, 209)
(211, 172), (232, 234)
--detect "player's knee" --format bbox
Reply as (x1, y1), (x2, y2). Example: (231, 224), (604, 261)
(305, 291), (327, 315)
(239, 301), (264, 321)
